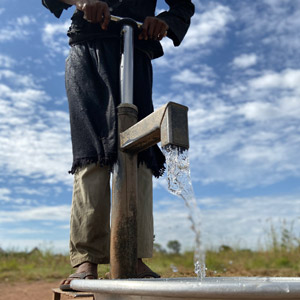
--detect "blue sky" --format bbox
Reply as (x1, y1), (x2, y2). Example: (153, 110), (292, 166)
(1, 0), (300, 254)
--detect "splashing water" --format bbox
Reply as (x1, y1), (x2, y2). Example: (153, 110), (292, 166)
(170, 264), (178, 273)
(162, 145), (206, 280)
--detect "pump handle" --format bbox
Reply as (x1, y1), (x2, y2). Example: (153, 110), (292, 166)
(110, 15), (143, 29)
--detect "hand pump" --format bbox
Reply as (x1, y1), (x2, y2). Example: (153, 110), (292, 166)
(109, 16), (190, 279)
(110, 16), (142, 279)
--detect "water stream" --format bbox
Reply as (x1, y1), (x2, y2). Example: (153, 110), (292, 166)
(162, 145), (206, 280)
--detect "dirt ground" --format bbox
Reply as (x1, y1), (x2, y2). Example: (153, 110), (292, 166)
(0, 281), (62, 300)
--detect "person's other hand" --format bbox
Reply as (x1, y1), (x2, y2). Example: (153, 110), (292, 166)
(138, 17), (169, 41)
(76, 0), (110, 30)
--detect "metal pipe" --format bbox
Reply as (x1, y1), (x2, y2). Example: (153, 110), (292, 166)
(120, 25), (134, 104)
(111, 15), (143, 28)
(110, 15), (139, 279)
(71, 277), (300, 300)
(111, 103), (138, 279)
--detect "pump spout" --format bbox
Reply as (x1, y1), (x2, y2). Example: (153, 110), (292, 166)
(120, 102), (189, 152)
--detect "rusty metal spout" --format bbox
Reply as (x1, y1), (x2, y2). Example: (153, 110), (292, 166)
(120, 102), (189, 153)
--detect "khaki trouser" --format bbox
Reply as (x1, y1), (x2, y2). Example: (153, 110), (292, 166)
(69, 163), (153, 267)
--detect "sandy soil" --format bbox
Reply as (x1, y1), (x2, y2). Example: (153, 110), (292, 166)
(0, 281), (61, 300)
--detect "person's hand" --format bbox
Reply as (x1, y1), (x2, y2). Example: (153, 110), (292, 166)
(76, 0), (110, 30)
(138, 17), (169, 41)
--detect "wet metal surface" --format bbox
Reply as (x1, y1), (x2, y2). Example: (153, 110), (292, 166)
(71, 277), (300, 300)
(120, 25), (134, 104)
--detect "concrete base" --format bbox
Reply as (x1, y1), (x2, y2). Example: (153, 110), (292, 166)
(71, 277), (300, 300)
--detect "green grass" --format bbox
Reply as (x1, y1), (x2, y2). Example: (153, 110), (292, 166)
(0, 249), (70, 282)
(1, 219), (299, 282)
(1, 246), (299, 283)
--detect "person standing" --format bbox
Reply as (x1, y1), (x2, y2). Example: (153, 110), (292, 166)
(42, 0), (194, 290)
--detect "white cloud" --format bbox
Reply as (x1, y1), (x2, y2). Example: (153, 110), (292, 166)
(42, 21), (71, 56)
(263, 0), (290, 8)
(0, 68), (73, 186)
(154, 3), (300, 190)
(171, 65), (216, 86)
(235, 1), (300, 68)
(2, 0), (300, 255)
(155, 65), (300, 188)
(0, 238), (69, 253)
(0, 205), (70, 223)
(0, 188), (11, 202)
(0, 54), (15, 68)
(14, 187), (46, 196)
(154, 193), (300, 251)
(238, 96), (300, 122)
(249, 69), (300, 91)
(4, 228), (48, 235)
(0, 15), (36, 42)
(0, 69), (37, 88)
(43, 21), (69, 36)
(232, 53), (258, 69)
(156, 3), (234, 70)
(15, 15), (34, 26)
(0, 186), (40, 205)
(187, 95), (300, 187)
(180, 5), (234, 50)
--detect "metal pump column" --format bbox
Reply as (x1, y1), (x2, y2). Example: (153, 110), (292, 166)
(110, 19), (139, 279)
(120, 25), (134, 104)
